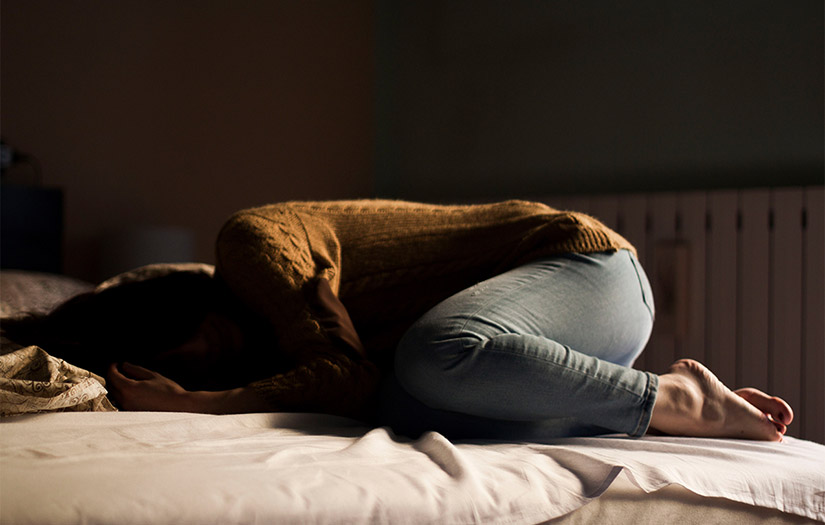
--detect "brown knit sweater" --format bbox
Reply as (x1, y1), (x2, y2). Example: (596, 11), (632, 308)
(215, 199), (634, 418)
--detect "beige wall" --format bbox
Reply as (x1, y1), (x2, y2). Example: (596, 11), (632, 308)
(2, 1), (374, 281)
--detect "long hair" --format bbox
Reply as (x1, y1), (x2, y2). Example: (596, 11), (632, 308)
(2, 269), (224, 377)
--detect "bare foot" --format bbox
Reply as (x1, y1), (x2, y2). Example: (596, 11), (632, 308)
(649, 359), (793, 441)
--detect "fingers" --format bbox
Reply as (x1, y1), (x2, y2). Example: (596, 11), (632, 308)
(734, 387), (794, 427)
(105, 363), (127, 407)
(120, 362), (157, 380)
(107, 362), (158, 382)
(105, 362), (159, 399)
(104, 362), (189, 412)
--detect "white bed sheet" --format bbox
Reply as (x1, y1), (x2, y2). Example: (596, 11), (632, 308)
(1, 411), (823, 524)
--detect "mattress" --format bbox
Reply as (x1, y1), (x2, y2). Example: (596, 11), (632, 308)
(1, 269), (823, 524)
(1, 411), (822, 524)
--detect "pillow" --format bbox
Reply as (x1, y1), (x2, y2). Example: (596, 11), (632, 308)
(0, 270), (93, 317)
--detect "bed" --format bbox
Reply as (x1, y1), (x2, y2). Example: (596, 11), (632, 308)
(1, 268), (823, 524)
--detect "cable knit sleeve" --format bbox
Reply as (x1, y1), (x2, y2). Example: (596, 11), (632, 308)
(215, 204), (380, 418)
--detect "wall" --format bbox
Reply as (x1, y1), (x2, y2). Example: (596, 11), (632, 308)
(375, 1), (824, 200)
(4, 1), (823, 280)
(2, 1), (374, 280)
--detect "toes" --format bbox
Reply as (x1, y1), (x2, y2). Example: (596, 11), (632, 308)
(766, 414), (787, 435)
(736, 400), (785, 441)
(734, 388), (794, 426)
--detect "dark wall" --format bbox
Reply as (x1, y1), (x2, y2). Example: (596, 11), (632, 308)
(3, 1), (821, 280)
(2, 1), (375, 279)
(376, 1), (824, 200)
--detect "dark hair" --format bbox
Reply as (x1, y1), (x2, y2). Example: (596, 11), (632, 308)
(2, 270), (223, 376)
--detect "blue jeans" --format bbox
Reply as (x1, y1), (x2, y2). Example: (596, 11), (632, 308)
(380, 250), (657, 440)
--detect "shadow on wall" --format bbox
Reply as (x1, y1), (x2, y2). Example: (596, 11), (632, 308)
(1, 1), (375, 280)
(375, 0), (824, 200)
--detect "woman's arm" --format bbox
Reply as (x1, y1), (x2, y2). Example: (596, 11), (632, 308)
(106, 362), (271, 414)
(213, 204), (381, 417)
(105, 276), (380, 416)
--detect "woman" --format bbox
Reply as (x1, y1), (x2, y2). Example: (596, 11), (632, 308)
(14, 200), (793, 441)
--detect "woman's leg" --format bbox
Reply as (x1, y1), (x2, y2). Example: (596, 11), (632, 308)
(389, 250), (656, 439)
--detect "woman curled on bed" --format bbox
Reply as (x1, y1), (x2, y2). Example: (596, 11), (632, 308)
(6, 200), (793, 441)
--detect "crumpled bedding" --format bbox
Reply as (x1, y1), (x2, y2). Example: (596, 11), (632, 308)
(0, 342), (115, 416)
(1, 411), (822, 524)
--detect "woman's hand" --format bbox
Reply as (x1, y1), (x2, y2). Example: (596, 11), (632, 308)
(106, 362), (272, 414)
(106, 362), (195, 412)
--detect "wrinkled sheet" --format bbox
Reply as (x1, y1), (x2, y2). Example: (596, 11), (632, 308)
(1, 412), (822, 524)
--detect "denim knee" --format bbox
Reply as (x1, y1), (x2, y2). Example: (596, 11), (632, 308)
(394, 315), (478, 406)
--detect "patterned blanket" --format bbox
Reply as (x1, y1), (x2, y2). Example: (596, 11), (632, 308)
(0, 341), (115, 415)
